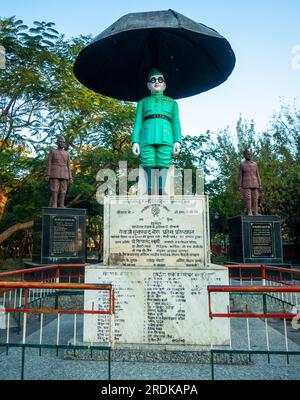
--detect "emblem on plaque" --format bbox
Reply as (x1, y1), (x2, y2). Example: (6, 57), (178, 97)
(151, 205), (160, 218)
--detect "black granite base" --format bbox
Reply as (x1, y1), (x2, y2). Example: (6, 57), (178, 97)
(228, 215), (283, 264)
(32, 207), (86, 264)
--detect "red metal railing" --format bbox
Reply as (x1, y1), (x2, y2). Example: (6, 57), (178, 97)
(0, 266), (116, 349)
(208, 285), (300, 319)
(0, 264), (86, 297)
(0, 281), (114, 315)
(0, 263), (85, 281)
(0, 264), (114, 316)
(225, 264), (300, 286)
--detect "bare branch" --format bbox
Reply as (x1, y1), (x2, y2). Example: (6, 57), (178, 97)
(66, 194), (83, 208)
(0, 93), (18, 118)
(0, 220), (34, 245)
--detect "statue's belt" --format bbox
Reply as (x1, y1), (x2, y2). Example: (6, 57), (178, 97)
(144, 114), (171, 122)
(51, 163), (68, 166)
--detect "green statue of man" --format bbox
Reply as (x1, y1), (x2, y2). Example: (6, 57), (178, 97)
(131, 68), (182, 194)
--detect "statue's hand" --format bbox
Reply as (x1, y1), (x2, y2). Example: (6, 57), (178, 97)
(173, 142), (181, 155)
(132, 143), (140, 156)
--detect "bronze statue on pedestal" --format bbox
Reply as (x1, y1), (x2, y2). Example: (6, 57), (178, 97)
(45, 136), (72, 208)
(238, 149), (262, 215)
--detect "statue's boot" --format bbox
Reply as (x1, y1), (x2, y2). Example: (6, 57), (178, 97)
(144, 167), (154, 195)
(49, 192), (58, 208)
(59, 192), (66, 208)
(158, 168), (168, 196)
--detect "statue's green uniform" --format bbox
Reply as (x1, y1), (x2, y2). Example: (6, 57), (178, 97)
(132, 92), (181, 168)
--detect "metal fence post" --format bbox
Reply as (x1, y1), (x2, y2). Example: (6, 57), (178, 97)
(55, 290), (59, 309)
(108, 348), (111, 380)
(210, 351), (215, 380)
(21, 345), (25, 380)
(263, 294), (267, 314)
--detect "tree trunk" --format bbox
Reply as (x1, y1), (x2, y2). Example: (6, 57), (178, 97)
(0, 220), (33, 245)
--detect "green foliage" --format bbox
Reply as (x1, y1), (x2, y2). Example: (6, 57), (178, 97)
(0, 16), (299, 258)
(207, 110), (300, 243)
(0, 17), (136, 254)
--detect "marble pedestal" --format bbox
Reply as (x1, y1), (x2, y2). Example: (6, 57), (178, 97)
(0, 312), (7, 329)
(84, 264), (230, 348)
(0, 311), (17, 330)
(84, 196), (230, 348)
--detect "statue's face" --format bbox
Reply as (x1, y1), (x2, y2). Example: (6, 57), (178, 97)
(57, 137), (66, 149)
(244, 149), (252, 160)
(147, 75), (166, 94)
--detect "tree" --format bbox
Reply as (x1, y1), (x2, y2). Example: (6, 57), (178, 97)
(2, 17), (298, 255)
(207, 107), (300, 244)
(0, 17), (136, 249)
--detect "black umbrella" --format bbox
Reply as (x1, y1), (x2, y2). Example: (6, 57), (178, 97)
(73, 9), (236, 101)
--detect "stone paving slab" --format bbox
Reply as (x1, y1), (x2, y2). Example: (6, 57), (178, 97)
(0, 314), (299, 380)
(0, 347), (300, 380)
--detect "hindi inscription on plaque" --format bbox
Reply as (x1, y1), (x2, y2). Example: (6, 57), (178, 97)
(228, 215), (283, 264)
(32, 207), (86, 264)
(104, 196), (210, 268)
(84, 265), (230, 347)
(251, 223), (273, 258)
(50, 215), (78, 256)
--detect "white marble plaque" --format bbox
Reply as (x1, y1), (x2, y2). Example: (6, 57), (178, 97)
(84, 264), (230, 347)
(104, 196), (210, 268)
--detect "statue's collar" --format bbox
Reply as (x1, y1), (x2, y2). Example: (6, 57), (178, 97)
(150, 92), (164, 97)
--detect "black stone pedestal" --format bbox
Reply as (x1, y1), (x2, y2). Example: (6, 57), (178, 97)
(32, 207), (86, 264)
(228, 215), (283, 264)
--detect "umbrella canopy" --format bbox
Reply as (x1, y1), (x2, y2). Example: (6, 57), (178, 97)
(73, 9), (236, 101)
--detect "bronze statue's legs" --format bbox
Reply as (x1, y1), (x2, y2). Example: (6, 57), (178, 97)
(243, 189), (252, 215)
(251, 189), (260, 215)
(58, 180), (68, 208)
(243, 188), (260, 215)
(49, 192), (58, 208)
(49, 179), (59, 208)
(59, 193), (66, 208)
(49, 179), (68, 207)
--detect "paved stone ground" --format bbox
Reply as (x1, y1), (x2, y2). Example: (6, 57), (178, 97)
(0, 315), (299, 380)
(0, 346), (299, 380)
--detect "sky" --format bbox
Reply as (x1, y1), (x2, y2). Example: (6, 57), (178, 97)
(2, 0), (300, 137)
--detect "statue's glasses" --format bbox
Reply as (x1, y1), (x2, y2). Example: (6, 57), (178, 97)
(148, 77), (165, 84)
